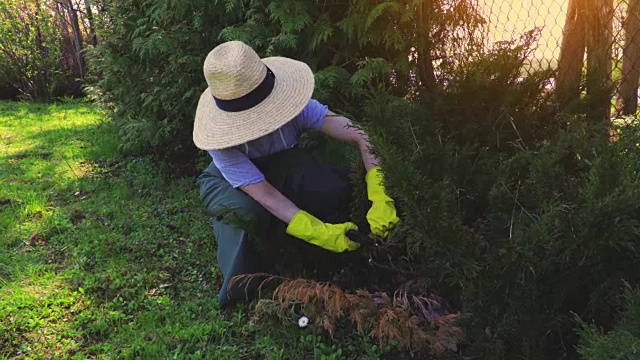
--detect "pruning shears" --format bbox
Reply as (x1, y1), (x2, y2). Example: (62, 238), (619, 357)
(345, 229), (407, 274)
(346, 229), (388, 249)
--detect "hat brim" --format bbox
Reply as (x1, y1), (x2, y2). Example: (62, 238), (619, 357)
(193, 57), (315, 150)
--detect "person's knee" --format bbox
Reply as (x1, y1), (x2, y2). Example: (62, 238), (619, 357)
(198, 173), (266, 229)
(214, 195), (266, 229)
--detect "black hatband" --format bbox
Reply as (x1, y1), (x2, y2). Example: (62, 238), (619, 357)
(213, 67), (275, 112)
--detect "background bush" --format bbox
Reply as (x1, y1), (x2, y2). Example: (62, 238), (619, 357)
(0, 0), (64, 101)
(0, 58), (19, 100)
(0, 0), (92, 101)
(88, 0), (484, 162)
(358, 60), (640, 358)
(577, 285), (640, 360)
(88, 0), (246, 162)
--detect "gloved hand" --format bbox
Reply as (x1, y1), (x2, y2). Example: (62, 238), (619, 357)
(286, 210), (360, 252)
(365, 166), (400, 237)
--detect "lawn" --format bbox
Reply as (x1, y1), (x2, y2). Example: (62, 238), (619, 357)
(0, 101), (386, 359)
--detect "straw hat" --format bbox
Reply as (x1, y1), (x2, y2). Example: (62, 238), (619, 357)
(193, 41), (315, 150)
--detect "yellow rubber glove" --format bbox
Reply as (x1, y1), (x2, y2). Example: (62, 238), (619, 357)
(286, 210), (360, 253)
(365, 166), (400, 238)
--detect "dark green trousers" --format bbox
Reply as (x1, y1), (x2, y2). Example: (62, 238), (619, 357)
(196, 147), (352, 306)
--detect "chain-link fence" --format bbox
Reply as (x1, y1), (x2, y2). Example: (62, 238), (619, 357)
(479, 0), (640, 122)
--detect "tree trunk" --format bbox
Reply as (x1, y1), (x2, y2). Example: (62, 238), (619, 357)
(556, 0), (587, 107)
(585, 0), (614, 121)
(84, 0), (97, 46)
(416, 0), (436, 93)
(616, 0), (640, 115)
(66, 0), (85, 82)
(34, 0), (49, 102)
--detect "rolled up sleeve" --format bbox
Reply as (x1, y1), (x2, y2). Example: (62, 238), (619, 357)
(208, 148), (265, 188)
(294, 99), (329, 132)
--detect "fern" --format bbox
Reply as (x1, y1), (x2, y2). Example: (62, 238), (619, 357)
(307, 15), (334, 51)
(315, 66), (350, 88)
(350, 58), (392, 85)
(364, 1), (403, 31)
(313, 65), (365, 106)
(212, 0), (249, 14)
(266, 32), (298, 55)
(267, 0), (312, 33)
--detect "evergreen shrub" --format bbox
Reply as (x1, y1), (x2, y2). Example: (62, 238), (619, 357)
(577, 285), (640, 360)
(88, 0), (241, 162)
(357, 49), (640, 358)
(89, 0), (483, 162)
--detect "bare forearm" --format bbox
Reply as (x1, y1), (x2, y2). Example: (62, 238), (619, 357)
(322, 111), (379, 171)
(356, 136), (379, 171)
(241, 180), (300, 223)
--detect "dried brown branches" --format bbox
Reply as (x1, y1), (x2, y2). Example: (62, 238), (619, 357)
(230, 274), (462, 356)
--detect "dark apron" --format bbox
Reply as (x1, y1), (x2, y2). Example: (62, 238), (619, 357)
(196, 147), (353, 306)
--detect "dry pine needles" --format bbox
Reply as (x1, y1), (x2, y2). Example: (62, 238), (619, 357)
(230, 274), (462, 356)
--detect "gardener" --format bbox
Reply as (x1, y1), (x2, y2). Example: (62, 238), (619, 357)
(193, 41), (399, 306)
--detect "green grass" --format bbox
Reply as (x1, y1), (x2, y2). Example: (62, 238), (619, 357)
(0, 101), (388, 359)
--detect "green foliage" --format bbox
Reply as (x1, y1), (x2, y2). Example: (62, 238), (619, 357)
(88, 0), (238, 161)
(0, 0), (65, 101)
(0, 56), (19, 100)
(428, 30), (559, 151)
(578, 286), (640, 360)
(91, 0), (486, 161)
(355, 36), (640, 357)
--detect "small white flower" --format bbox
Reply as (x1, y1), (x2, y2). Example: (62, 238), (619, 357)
(298, 316), (309, 328)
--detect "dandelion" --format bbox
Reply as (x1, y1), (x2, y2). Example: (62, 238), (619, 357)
(298, 315), (309, 328)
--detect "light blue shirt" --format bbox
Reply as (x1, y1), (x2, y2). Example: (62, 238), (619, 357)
(208, 99), (329, 188)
